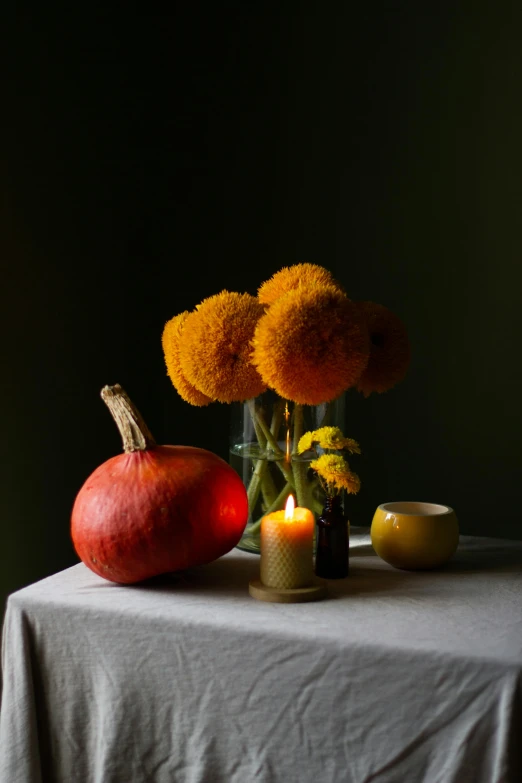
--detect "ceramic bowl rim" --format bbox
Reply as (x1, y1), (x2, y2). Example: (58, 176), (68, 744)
(377, 501), (454, 517)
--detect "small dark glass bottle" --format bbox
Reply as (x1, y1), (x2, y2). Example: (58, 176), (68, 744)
(315, 495), (349, 579)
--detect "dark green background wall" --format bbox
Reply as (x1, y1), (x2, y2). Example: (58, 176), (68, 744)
(2, 6), (521, 611)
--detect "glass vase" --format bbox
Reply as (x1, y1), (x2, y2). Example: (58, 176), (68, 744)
(229, 389), (345, 553)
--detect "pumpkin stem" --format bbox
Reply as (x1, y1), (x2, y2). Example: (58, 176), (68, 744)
(101, 384), (156, 453)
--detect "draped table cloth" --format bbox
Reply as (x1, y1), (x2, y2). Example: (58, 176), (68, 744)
(1, 533), (521, 783)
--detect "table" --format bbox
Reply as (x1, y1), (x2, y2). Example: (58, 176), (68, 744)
(1, 533), (521, 783)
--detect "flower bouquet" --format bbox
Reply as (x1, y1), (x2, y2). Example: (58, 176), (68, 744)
(297, 426), (361, 577)
(162, 263), (410, 552)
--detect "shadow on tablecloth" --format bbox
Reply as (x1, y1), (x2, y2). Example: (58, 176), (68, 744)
(100, 530), (522, 600)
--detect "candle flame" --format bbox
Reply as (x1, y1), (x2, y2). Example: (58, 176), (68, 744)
(285, 494), (295, 521)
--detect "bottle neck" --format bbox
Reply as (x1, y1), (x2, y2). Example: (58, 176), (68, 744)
(324, 494), (343, 513)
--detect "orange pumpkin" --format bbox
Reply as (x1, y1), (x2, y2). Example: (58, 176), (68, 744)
(71, 385), (248, 583)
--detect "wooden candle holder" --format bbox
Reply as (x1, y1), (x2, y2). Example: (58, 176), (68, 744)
(248, 579), (328, 603)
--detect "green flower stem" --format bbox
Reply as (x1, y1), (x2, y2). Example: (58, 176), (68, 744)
(250, 408), (267, 450)
(245, 398), (291, 517)
(292, 462), (311, 508)
(260, 398), (287, 506)
(248, 482), (293, 535)
(291, 404), (313, 509)
(292, 402), (305, 451)
(247, 399), (284, 456)
(245, 399), (275, 516)
(256, 400), (294, 486)
(260, 465), (278, 508)
(275, 459), (295, 487)
(270, 398), (285, 441)
(246, 459), (267, 513)
(267, 398), (295, 487)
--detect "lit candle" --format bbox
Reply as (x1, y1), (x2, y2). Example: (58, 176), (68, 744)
(260, 495), (315, 589)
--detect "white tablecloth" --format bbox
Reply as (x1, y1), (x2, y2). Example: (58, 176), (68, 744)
(1, 533), (521, 783)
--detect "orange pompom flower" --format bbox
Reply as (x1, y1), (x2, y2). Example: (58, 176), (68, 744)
(162, 313), (213, 407)
(258, 263), (344, 306)
(179, 291), (267, 403)
(354, 301), (410, 396)
(252, 285), (370, 405)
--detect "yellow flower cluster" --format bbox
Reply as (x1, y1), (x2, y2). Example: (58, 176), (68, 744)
(161, 263), (410, 406)
(310, 454), (361, 494)
(298, 427), (361, 454)
(298, 425), (361, 497)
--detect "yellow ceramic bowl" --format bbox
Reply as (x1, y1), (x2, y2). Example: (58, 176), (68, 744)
(371, 501), (459, 570)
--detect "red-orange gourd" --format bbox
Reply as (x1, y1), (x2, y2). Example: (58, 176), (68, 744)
(71, 385), (248, 584)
